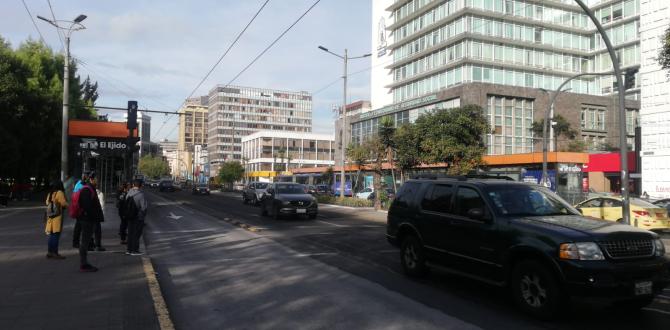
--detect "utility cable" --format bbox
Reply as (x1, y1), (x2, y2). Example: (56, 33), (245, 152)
(46, 0), (65, 51)
(21, 0), (46, 44)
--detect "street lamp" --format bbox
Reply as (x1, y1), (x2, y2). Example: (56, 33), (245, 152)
(318, 46), (371, 199)
(37, 14), (87, 181)
(539, 87), (571, 188)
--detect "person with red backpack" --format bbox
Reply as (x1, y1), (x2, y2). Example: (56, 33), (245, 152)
(72, 174), (105, 272)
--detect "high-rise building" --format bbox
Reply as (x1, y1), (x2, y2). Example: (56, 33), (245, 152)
(207, 85), (312, 176)
(335, 101), (372, 161)
(639, 0), (670, 198)
(365, 0), (643, 154)
(177, 96), (208, 180)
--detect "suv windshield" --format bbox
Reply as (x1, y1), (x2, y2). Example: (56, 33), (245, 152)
(485, 185), (577, 217)
(275, 184), (305, 194)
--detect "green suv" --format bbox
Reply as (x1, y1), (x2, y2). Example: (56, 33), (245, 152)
(386, 176), (670, 318)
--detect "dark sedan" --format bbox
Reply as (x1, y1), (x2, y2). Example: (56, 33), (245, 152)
(260, 183), (318, 220)
(158, 180), (175, 192)
(192, 183), (210, 195)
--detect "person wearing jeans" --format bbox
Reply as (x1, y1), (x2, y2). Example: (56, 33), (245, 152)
(76, 179), (104, 272)
(125, 179), (147, 256)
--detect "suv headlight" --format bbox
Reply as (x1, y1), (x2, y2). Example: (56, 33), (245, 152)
(559, 242), (605, 260)
(654, 239), (666, 257)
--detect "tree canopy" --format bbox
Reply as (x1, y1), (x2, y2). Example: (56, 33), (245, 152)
(138, 155), (170, 179)
(659, 25), (670, 73)
(0, 36), (97, 181)
(218, 161), (244, 186)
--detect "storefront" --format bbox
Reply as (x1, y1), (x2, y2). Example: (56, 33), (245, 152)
(582, 152), (638, 195)
(68, 120), (138, 194)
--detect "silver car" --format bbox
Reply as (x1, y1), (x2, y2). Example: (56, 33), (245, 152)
(242, 182), (269, 205)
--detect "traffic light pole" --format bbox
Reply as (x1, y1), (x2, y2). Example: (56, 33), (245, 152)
(127, 101), (138, 183)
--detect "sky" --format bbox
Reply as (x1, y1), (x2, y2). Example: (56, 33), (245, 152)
(1, 0), (372, 141)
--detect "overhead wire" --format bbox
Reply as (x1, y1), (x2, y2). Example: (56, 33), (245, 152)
(46, 0), (65, 51)
(159, 0), (322, 141)
(21, 0), (46, 44)
(154, 0), (273, 139)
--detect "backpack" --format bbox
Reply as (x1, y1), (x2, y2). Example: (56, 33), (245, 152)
(68, 185), (93, 218)
(46, 192), (61, 219)
(123, 195), (139, 220)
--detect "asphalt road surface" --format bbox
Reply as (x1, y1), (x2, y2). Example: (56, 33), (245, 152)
(143, 189), (670, 330)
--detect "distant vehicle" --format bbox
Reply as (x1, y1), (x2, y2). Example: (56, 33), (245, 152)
(242, 182), (269, 205)
(260, 182), (318, 220)
(575, 197), (670, 231)
(387, 176), (670, 318)
(355, 188), (374, 199)
(192, 183), (210, 195)
(305, 185), (317, 195)
(315, 184), (331, 195)
(368, 188), (396, 201)
(145, 180), (159, 188)
(158, 180), (175, 192)
(233, 183), (245, 191)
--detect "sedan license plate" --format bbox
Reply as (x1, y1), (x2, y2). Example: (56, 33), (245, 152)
(635, 281), (652, 296)
(296, 208), (307, 214)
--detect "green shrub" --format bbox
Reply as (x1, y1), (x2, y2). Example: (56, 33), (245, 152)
(316, 195), (373, 207)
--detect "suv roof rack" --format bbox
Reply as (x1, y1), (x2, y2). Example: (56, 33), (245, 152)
(412, 174), (514, 181)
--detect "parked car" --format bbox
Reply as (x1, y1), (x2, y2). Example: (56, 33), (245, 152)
(158, 180), (175, 192)
(192, 183), (210, 195)
(652, 199), (670, 213)
(242, 182), (269, 205)
(260, 182), (318, 220)
(367, 188), (396, 201)
(387, 176), (670, 318)
(355, 188), (374, 199)
(575, 197), (670, 231)
(305, 185), (317, 195)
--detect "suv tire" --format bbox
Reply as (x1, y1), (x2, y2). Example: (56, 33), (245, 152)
(511, 260), (563, 319)
(400, 235), (428, 277)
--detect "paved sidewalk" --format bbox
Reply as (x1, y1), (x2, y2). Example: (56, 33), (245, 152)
(0, 200), (160, 330)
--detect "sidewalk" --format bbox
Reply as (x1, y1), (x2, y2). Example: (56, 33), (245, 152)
(0, 200), (161, 330)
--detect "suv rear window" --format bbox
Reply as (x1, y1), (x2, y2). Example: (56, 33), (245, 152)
(421, 184), (453, 213)
(454, 187), (486, 217)
(395, 182), (421, 207)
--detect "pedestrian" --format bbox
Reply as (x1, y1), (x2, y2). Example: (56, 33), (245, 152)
(117, 183), (129, 244)
(76, 176), (104, 272)
(72, 172), (89, 249)
(88, 172), (106, 251)
(125, 179), (147, 256)
(45, 180), (68, 259)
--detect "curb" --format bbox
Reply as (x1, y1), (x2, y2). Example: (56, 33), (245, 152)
(140, 234), (175, 330)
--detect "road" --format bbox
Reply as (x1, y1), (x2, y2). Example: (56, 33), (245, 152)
(144, 189), (670, 330)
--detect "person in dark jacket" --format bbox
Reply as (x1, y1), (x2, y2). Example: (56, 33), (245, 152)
(89, 174), (106, 251)
(117, 183), (129, 244)
(125, 179), (148, 256)
(77, 178), (104, 272)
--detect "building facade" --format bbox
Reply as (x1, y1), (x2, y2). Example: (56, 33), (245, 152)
(159, 140), (179, 179)
(639, 0), (670, 198)
(177, 96), (208, 180)
(241, 131), (334, 181)
(365, 0), (644, 154)
(334, 101), (372, 161)
(207, 85), (313, 176)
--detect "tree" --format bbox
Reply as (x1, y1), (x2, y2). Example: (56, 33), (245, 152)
(564, 139), (587, 152)
(138, 155), (170, 179)
(659, 24), (670, 73)
(361, 137), (386, 210)
(217, 161), (244, 190)
(414, 105), (490, 175)
(80, 75), (99, 107)
(320, 166), (334, 186)
(346, 142), (369, 194)
(378, 116), (397, 192)
(393, 124), (421, 182)
(531, 114), (578, 150)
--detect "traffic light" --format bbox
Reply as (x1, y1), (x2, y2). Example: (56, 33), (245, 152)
(127, 100), (138, 130)
(624, 68), (638, 90)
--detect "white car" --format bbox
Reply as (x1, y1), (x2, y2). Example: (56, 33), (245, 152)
(355, 188), (374, 200)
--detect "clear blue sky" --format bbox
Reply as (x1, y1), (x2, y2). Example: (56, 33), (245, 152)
(2, 0), (372, 140)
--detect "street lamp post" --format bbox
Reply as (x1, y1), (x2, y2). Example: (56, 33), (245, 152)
(318, 46), (370, 200)
(37, 14), (87, 181)
(539, 87), (571, 188)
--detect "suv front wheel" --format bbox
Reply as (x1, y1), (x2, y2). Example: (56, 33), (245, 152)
(400, 235), (428, 277)
(511, 260), (563, 319)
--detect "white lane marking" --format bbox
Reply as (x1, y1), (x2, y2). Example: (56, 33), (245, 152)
(642, 307), (670, 315)
(151, 229), (216, 234)
(317, 220), (348, 227)
(657, 294), (670, 299)
(0, 206), (43, 211)
(378, 250), (399, 253)
(167, 212), (182, 220)
(153, 202), (182, 206)
(0, 210), (18, 219)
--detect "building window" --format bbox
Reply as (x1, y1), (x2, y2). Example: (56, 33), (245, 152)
(581, 105), (606, 131)
(486, 96), (533, 155)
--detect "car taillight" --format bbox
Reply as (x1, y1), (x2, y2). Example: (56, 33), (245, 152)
(632, 210), (649, 217)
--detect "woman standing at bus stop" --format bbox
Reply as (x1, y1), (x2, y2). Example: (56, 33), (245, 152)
(45, 180), (68, 259)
